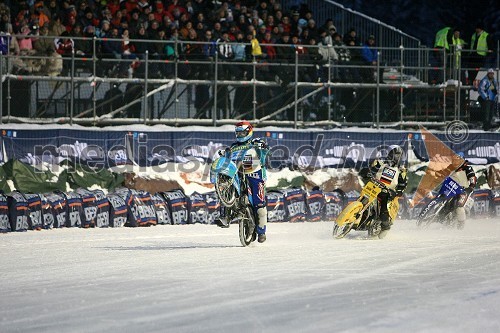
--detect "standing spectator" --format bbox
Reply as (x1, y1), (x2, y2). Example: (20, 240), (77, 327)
(318, 28), (338, 81)
(332, 32), (351, 82)
(200, 29), (216, 80)
(361, 34), (378, 83)
(70, 23), (86, 58)
(100, 27), (122, 75)
(469, 22), (494, 82)
(180, 28), (201, 79)
(346, 38), (362, 82)
(231, 31), (246, 79)
(305, 36), (322, 82)
(33, 24), (56, 56)
(55, 30), (74, 75)
(260, 29), (277, 81)
(275, 31), (293, 83)
(81, 25), (96, 55)
(217, 31), (234, 80)
(33, 24), (60, 75)
(450, 28), (466, 82)
(478, 68), (498, 131)
(290, 34), (308, 81)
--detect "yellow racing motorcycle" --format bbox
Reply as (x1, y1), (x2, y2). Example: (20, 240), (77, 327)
(333, 177), (399, 239)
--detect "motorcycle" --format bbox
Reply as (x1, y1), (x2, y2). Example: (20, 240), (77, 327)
(333, 177), (399, 239)
(416, 176), (473, 229)
(210, 146), (258, 247)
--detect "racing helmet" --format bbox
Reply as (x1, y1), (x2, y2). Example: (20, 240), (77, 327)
(386, 145), (403, 166)
(235, 121), (253, 143)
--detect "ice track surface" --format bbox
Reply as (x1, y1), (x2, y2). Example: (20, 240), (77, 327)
(1, 219), (500, 333)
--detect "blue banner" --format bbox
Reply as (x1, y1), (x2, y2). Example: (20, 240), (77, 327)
(1, 127), (499, 168)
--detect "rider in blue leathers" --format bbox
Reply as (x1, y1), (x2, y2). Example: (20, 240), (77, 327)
(216, 121), (269, 243)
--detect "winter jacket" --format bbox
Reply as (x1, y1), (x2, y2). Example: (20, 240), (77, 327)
(479, 76), (498, 101)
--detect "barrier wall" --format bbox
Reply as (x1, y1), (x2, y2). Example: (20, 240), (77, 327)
(1, 127), (500, 168)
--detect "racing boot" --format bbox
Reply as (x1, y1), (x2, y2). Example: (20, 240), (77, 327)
(378, 211), (392, 239)
(215, 216), (230, 228)
(256, 207), (267, 243)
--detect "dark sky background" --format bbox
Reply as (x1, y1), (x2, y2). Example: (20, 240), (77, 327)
(330, 0), (500, 47)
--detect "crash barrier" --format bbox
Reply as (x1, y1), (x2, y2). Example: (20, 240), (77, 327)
(1, 187), (497, 233)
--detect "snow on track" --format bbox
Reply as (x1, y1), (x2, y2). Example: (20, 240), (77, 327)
(1, 219), (500, 333)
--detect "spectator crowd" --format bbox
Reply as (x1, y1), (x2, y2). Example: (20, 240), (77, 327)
(0, 0), (381, 82)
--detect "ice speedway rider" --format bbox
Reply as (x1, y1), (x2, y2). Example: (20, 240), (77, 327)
(437, 157), (477, 225)
(361, 145), (408, 239)
(216, 121), (269, 243)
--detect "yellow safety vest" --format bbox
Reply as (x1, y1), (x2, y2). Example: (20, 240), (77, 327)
(434, 27), (451, 49)
(451, 36), (465, 68)
(471, 31), (489, 56)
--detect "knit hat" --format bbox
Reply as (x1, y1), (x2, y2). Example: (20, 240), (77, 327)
(487, 68), (495, 74)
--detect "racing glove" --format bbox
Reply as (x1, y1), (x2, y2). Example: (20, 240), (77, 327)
(252, 138), (268, 149)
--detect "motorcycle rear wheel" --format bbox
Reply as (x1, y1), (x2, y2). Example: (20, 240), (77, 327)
(239, 206), (256, 247)
(216, 174), (237, 207)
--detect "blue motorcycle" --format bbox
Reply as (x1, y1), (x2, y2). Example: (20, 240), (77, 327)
(210, 147), (258, 246)
(416, 176), (472, 229)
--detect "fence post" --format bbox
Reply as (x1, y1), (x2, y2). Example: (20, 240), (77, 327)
(327, 44), (331, 122)
(213, 44), (218, 126)
(399, 46), (404, 128)
(70, 50), (75, 125)
(252, 56), (257, 121)
(143, 50), (149, 124)
(456, 44), (461, 120)
(442, 47), (447, 121)
(174, 38), (179, 120)
(0, 53), (3, 125)
(376, 51), (380, 128)
(92, 36), (97, 122)
(294, 50), (298, 129)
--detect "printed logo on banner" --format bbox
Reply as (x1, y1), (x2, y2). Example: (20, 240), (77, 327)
(5, 129), (497, 173)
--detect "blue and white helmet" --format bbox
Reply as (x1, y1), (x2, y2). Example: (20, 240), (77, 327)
(235, 121), (253, 143)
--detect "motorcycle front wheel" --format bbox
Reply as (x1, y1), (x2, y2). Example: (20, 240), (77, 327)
(216, 174), (237, 207)
(368, 220), (382, 238)
(416, 199), (444, 227)
(239, 206), (256, 247)
(333, 223), (353, 239)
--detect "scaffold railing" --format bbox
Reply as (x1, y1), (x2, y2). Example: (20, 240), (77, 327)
(1, 35), (499, 129)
